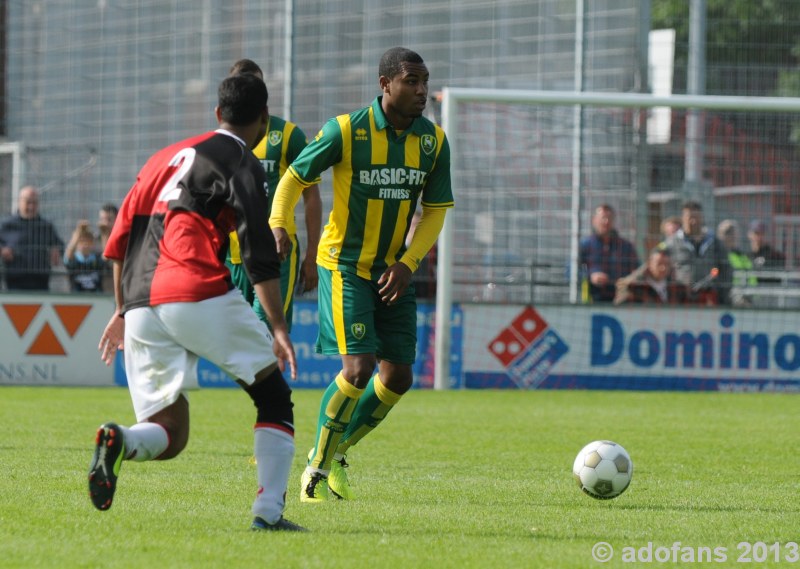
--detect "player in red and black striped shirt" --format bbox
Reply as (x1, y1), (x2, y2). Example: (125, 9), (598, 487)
(89, 73), (305, 532)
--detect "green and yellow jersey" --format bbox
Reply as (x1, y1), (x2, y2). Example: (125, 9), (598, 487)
(228, 115), (319, 264)
(275, 96), (453, 281)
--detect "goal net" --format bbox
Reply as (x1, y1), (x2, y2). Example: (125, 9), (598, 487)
(432, 88), (800, 391)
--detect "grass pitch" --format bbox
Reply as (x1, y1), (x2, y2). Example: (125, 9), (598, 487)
(1, 386), (798, 568)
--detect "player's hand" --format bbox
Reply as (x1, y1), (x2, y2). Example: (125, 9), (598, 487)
(590, 272), (610, 286)
(98, 312), (125, 366)
(1, 246), (13, 262)
(378, 262), (412, 305)
(271, 326), (297, 380)
(271, 228), (291, 262)
(298, 254), (318, 292)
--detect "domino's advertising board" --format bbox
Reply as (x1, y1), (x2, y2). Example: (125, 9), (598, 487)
(463, 304), (800, 392)
(4, 292), (796, 392)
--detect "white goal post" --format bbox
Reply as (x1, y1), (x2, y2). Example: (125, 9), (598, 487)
(434, 88), (800, 390)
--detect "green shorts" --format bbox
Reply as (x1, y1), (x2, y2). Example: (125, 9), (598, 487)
(316, 266), (417, 364)
(226, 234), (300, 332)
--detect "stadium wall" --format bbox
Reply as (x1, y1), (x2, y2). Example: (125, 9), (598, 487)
(2, 294), (796, 393)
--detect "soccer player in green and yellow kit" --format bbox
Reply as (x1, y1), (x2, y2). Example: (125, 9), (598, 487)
(270, 47), (454, 502)
(226, 59), (321, 329)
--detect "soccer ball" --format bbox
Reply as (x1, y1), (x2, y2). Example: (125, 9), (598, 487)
(572, 440), (632, 500)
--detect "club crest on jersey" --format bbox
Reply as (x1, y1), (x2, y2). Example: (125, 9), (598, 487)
(421, 134), (437, 155)
(328, 246), (338, 259)
(351, 323), (366, 339)
(268, 130), (283, 146)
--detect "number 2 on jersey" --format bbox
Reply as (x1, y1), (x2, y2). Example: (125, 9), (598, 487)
(157, 148), (196, 202)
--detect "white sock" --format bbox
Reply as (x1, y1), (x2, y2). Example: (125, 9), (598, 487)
(121, 423), (169, 462)
(252, 427), (295, 524)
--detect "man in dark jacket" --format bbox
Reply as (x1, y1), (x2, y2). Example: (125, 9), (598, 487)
(579, 204), (640, 302)
(0, 186), (63, 290)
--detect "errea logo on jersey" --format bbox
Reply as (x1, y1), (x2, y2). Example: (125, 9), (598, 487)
(3, 303), (92, 355)
(355, 128), (368, 141)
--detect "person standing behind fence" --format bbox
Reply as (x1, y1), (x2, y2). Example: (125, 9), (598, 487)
(96, 203), (118, 291)
(96, 203), (118, 253)
(717, 219), (754, 307)
(747, 219), (786, 284)
(579, 204), (639, 303)
(64, 219), (106, 292)
(660, 216), (681, 240)
(0, 186), (64, 291)
(663, 201), (732, 306)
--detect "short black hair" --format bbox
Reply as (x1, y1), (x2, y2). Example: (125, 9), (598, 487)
(229, 58), (263, 78)
(379, 47), (424, 79)
(217, 74), (268, 126)
(100, 203), (118, 216)
(682, 200), (703, 211)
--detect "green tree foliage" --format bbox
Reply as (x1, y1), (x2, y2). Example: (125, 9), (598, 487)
(652, 0), (800, 96)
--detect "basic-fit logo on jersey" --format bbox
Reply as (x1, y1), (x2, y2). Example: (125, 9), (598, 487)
(3, 303), (92, 356)
(420, 134), (437, 155)
(268, 130), (283, 146)
(487, 306), (568, 388)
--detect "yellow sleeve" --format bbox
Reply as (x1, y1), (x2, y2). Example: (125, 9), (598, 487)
(229, 231), (241, 264)
(269, 167), (307, 230)
(399, 206), (447, 272)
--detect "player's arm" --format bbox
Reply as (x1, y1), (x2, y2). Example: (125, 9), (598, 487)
(97, 190), (135, 366)
(253, 278), (296, 380)
(99, 260), (125, 366)
(285, 126), (322, 284)
(399, 205), (447, 273)
(299, 183), (322, 291)
(380, 205), (448, 305)
(270, 169), (308, 259)
(270, 118), (342, 257)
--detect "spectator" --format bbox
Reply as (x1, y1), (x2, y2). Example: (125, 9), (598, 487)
(579, 204), (639, 303)
(63, 219), (106, 292)
(747, 219), (786, 284)
(716, 219), (754, 307)
(663, 201), (732, 306)
(0, 185), (64, 291)
(660, 216), (681, 239)
(96, 203), (118, 253)
(614, 247), (689, 305)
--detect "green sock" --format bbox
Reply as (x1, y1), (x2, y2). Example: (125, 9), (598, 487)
(308, 373), (363, 471)
(337, 374), (402, 455)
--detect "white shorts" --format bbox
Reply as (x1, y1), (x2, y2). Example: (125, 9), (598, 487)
(124, 289), (277, 421)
